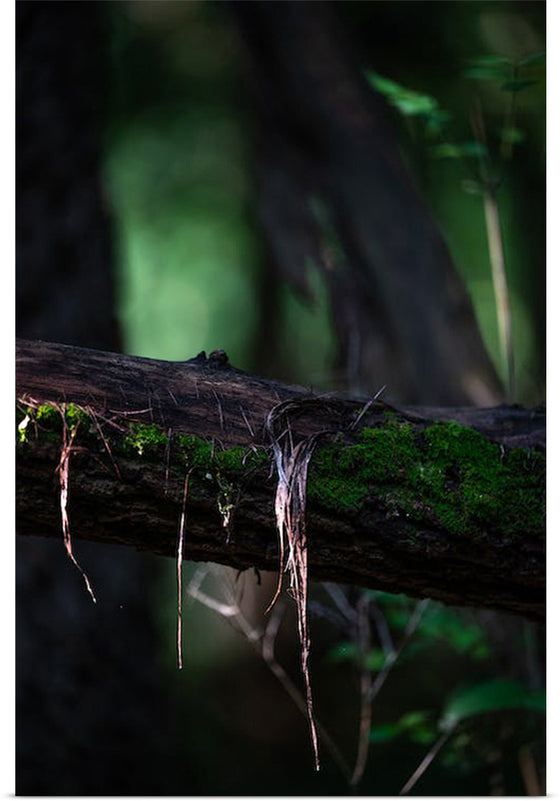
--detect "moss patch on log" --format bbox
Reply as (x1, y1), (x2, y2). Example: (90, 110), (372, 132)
(16, 403), (271, 528)
(307, 418), (544, 540)
(16, 402), (544, 541)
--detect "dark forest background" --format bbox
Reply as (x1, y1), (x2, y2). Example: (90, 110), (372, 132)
(16, 1), (544, 795)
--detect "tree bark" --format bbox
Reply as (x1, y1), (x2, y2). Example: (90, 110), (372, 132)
(17, 339), (545, 620)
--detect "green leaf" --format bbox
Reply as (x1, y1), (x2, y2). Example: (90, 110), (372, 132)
(385, 609), (413, 629)
(399, 711), (431, 729)
(417, 606), (491, 657)
(501, 126), (525, 144)
(459, 141), (488, 157)
(369, 723), (401, 743)
(501, 80), (538, 92)
(364, 70), (440, 117)
(427, 108), (453, 124)
(364, 648), (388, 671)
(424, 108), (453, 137)
(327, 641), (358, 663)
(395, 94), (438, 116)
(431, 143), (461, 159)
(431, 141), (487, 160)
(518, 51), (546, 66)
(440, 680), (546, 732)
(370, 711), (439, 745)
(471, 642), (492, 661)
(399, 711), (438, 745)
(364, 70), (404, 96)
(409, 727), (438, 745)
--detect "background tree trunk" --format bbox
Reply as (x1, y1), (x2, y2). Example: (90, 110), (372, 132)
(16, 3), (185, 793)
(231, 0), (502, 404)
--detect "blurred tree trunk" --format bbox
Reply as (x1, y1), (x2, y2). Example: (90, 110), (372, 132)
(16, 2), (188, 793)
(233, 0), (502, 405)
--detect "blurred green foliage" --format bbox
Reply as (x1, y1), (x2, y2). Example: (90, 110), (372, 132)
(103, 0), (544, 402)
(101, 0), (544, 794)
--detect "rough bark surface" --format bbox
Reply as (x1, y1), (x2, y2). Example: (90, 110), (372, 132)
(17, 339), (545, 620)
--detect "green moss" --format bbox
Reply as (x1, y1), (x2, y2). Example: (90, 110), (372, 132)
(122, 423), (169, 456)
(64, 403), (90, 434)
(176, 434), (214, 467)
(17, 402), (92, 443)
(308, 419), (544, 539)
(419, 422), (544, 537)
(214, 446), (247, 473)
(308, 419), (419, 512)
(35, 403), (61, 427)
(16, 401), (544, 541)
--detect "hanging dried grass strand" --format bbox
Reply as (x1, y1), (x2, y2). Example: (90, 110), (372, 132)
(176, 471), (191, 670)
(266, 401), (321, 771)
(58, 411), (97, 603)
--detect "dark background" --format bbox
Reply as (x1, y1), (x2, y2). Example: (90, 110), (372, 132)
(16, 1), (545, 794)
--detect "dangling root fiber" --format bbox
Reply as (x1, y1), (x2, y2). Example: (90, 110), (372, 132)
(58, 410), (97, 603)
(266, 400), (323, 771)
(176, 470), (192, 670)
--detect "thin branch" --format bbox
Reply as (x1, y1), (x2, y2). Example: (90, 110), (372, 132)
(470, 99), (515, 401)
(185, 585), (239, 618)
(350, 594), (373, 788)
(185, 571), (353, 781)
(518, 744), (542, 796)
(323, 582), (358, 626)
(399, 726), (455, 795)
(483, 190), (515, 401)
(369, 597), (394, 657)
(260, 602), (353, 781)
(85, 406), (121, 479)
(368, 599), (430, 702)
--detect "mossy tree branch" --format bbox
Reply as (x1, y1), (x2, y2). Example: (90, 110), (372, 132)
(16, 339), (545, 620)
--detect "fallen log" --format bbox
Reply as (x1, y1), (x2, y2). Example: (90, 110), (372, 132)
(16, 339), (545, 620)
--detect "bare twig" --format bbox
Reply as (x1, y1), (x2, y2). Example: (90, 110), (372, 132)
(323, 582), (357, 626)
(85, 406), (122, 479)
(350, 594), (373, 788)
(261, 602), (353, 781)
(483, 191), (515, 401)
(369, 597), (394, 657)
(399, 726), (455, 795)
(518, 744), (542, 796)
(186, 570), (352, 780)
(470, 100), (515, 401)
(185, 584), (239, 619)
(368, 599), (429, 703)
(349, 385), (387, 431)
